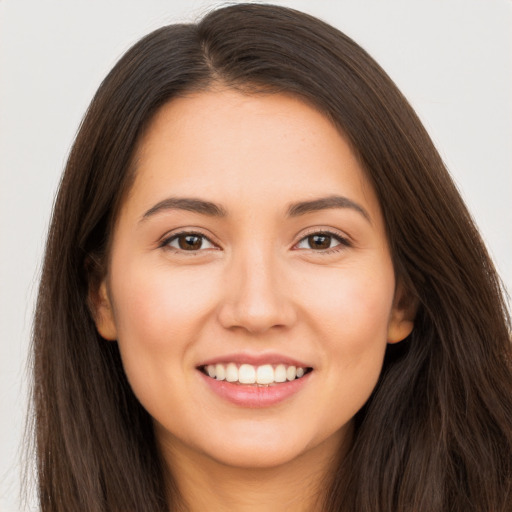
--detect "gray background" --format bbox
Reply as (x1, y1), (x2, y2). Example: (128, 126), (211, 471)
(1, 1), (511, 510)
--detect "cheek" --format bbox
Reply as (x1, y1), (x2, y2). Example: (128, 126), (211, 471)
(111, 260), (220, 352)
(303, 260), (395, 348)
(299, 259), (395, 414)
(108, 257), (221, 411)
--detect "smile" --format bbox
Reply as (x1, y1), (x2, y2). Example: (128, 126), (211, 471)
(200, 363), (312, 386)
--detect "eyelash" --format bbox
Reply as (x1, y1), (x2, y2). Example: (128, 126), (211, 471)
(160, 229), (351, 255)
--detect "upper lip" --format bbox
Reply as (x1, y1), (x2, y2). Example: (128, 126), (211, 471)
(197, 352), (312, 368)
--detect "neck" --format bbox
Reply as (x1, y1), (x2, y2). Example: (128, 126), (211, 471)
(158, 427), (352, 512)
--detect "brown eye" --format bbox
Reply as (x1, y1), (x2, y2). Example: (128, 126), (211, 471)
(165, 232), (216, 252)
(307, 234), (332, 250)
(178, 234), (203, 250)
(295, 231), (349, 252)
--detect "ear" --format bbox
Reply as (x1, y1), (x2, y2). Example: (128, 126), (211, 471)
(88, 279), (118, 341)
(387, 282), (418, 344)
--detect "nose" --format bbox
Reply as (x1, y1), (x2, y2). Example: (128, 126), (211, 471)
(217, 245), (297, 335)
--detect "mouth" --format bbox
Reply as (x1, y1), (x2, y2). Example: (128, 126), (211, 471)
(198, 363), (313, 386)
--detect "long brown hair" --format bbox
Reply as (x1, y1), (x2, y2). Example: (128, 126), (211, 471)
(31, 4), (512, 511)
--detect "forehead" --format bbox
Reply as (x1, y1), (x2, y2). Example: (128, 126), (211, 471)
(125, 89), (381, 223)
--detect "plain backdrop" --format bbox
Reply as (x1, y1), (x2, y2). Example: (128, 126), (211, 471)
(1, 1), (511, 510)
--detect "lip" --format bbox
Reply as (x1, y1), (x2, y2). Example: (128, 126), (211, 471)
(197, 352), (311, 368)
(198, 369), (312, 409)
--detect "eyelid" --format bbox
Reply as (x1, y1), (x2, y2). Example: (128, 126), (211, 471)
(292, 228), (352, 254)
(159, 229), (219, 252)
(295, 227), (351, 244)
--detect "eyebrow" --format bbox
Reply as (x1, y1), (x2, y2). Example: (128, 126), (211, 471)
(286, 195), (371, 222)
(141, 195), (371, 223)
(142, 197), (228, 220)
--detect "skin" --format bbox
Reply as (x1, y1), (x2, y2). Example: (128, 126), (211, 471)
(92, 89), (415, 511)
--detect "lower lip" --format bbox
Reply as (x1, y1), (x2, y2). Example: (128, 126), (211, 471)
(199, 370), (312, 408)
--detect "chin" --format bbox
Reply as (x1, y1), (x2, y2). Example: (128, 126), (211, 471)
(204, 440), (309, 470)
(194, 422), (342, 471)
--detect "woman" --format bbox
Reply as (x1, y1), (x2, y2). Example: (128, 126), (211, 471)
(32, 3), (512, 511)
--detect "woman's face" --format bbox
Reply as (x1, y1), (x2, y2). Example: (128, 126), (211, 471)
(94, 89), (414, 470)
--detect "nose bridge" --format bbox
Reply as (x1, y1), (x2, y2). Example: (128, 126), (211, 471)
(217, 238), (296, 334)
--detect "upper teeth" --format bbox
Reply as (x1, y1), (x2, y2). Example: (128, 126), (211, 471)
(204, 363), (307, 385)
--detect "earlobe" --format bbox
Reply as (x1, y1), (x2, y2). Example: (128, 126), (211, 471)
(387, 316), (414, 344)
(89, 279), (118, 341)
(387, 284), (418, 344)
